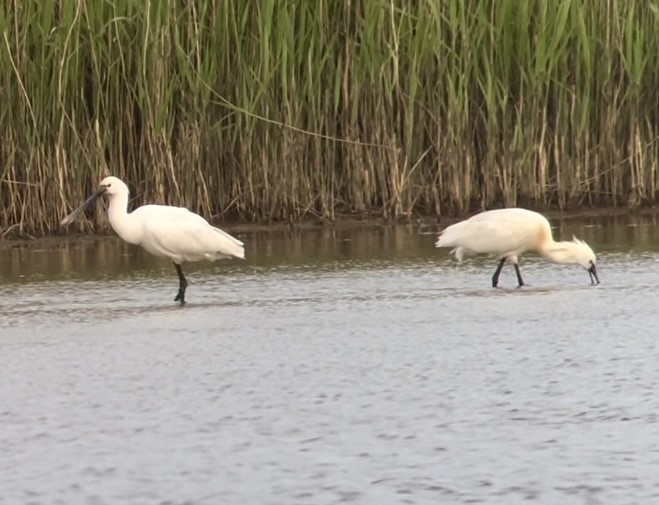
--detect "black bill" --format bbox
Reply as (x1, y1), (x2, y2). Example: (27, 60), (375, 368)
(60, 186), (108, 226)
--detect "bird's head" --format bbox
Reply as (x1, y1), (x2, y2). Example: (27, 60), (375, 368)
(97, 176), (129, 197)
(570, 236), (599, 285)
(60, 176), (129, 226)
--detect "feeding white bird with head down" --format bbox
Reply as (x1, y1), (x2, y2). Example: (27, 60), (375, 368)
(435, 208), (599, 287)
(61, 176), (245, 304)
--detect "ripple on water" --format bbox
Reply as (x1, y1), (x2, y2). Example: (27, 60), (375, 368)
(1, 233), (659, 504)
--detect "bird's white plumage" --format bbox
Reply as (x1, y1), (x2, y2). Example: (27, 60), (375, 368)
(116, 204), (244, 263)
(435, 208), (598, 286)
(98, 177), (244, 263)
(437, 208), (549, 261)
(61, 175), (244, 303)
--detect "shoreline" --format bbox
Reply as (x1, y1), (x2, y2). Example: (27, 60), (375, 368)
(0, 206), (655, 250)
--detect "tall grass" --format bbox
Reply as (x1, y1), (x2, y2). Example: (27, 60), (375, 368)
(1, 0), (658, 235)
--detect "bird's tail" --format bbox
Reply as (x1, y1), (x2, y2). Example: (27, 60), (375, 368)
(227, 240), (246, 260)
(435, 222), (473, 263)
(213, 227), (246, 259)
(435, 221), (466, 249)
(436, 235), (471, 262)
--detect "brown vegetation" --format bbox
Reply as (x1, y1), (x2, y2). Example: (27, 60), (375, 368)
(1, 0), (657, 236)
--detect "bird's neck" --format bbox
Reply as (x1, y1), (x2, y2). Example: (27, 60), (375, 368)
(539, 240), (580, 265)
(107, 194), (141, 245)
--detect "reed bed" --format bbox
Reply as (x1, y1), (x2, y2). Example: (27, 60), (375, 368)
(1, 0), (658, 235)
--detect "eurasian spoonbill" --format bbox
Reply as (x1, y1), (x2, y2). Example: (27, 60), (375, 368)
(435, 208), (599, 287)
(61, 176), (245, 304)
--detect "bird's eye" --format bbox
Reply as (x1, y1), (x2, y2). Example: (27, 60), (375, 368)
(106, 183), (111, 187)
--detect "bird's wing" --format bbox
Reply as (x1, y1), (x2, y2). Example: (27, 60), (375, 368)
(437, 210), (541, 256)
(134, 205), (245, 261)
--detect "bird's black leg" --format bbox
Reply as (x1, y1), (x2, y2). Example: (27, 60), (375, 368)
(173, 263), (188, 304)
(513, 263), (525, 288)
(492, 258), (506, 287)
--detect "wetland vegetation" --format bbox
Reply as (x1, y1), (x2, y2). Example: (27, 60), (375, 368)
(1, 0), (657, 236)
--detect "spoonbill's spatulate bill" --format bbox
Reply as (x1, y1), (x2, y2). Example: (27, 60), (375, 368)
(61, 176), (245, 304)
(435, 208), (599, 287)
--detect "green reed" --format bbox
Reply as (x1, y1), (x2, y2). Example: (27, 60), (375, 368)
(0, 0), (657, 235)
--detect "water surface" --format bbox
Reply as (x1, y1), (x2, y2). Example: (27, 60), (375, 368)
(1, 214), (659, 504)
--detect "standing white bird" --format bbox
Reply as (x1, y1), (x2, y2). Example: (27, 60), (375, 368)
(61, 176), (245, 304)
(435, 208), (599, 287)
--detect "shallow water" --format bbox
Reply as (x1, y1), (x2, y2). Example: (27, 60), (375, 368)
(2, 214), (659, 504)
